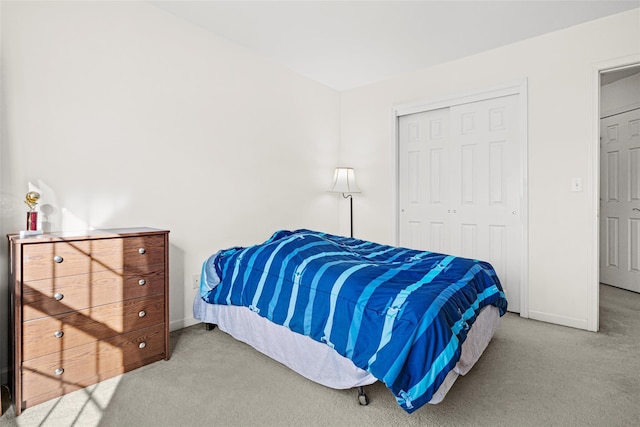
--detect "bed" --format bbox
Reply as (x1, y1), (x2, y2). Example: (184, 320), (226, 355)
(193, 229), (507, 413)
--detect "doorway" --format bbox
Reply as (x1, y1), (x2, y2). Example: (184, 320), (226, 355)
(599, 66), (640, 291)
(591, 56), (640, 332)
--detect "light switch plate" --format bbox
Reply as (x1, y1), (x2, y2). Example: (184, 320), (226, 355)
(571, 177), (583, 192)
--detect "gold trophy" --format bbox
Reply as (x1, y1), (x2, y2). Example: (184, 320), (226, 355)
(23, 191), (43, 236)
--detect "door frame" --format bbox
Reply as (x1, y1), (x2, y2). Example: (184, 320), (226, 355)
(590, 54), (640, 332)
(390, 79), (529, 317)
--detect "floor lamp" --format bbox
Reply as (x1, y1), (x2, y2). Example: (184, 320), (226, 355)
(328, 167), (361, 238)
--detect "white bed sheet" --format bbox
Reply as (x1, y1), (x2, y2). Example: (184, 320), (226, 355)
(193, 295), (500, 404)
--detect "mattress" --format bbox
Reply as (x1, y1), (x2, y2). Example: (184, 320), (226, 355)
(193, 295), (500, 404)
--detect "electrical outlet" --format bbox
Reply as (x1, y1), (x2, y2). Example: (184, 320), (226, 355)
(192, 274), (201, 289)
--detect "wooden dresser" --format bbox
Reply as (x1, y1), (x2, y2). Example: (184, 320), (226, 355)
(7, 227), (170, 415)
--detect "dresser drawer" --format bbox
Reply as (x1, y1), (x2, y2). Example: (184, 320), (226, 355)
(123, 235), (165, 268)
(22, 266), (165, 321)
(22, 238), (123, 282)
(22, 294), (165, 360)
(21, 323), (165, 406)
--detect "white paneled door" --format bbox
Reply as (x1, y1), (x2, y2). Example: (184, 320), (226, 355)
(398, 107), (451, 253)
(399, 95), (522, 312)
(600, 108), (640, 293)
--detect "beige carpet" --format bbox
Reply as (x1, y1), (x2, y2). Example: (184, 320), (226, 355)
(1, 284), (639, 426)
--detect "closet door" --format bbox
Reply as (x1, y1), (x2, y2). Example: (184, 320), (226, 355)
(398, 107), (451, 253)
(449, 95), (521, 311)
(398, 95), (522, 312)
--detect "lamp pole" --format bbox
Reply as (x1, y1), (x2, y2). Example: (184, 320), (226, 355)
(344, 194), (354, 238)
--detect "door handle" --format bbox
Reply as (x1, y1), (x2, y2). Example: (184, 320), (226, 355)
(634, 208), (640, 212)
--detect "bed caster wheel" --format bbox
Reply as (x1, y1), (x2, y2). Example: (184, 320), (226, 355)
(358, 393), (369, 406)
(357, 387), (369, 406)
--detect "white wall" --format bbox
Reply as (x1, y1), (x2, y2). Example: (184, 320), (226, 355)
(0, 1), (341, 380)
(339, 9), (640, 330)
(601, 71), (640, 117)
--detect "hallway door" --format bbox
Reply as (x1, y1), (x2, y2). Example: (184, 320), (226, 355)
(600, 107), (640, 292)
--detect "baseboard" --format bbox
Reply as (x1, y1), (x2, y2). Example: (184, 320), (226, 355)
(170, 317), (200, 332)
(528, 310), (588, 331)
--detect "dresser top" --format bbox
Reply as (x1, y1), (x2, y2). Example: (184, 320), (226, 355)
(7, 227), (169, 244)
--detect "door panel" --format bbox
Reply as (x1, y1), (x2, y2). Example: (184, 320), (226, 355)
(450, 96), (521, 311)
(600, 108), (640, 292)
(399, 108), (451, 253)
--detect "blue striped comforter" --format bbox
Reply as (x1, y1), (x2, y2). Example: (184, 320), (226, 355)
(200, 229), (507, 413)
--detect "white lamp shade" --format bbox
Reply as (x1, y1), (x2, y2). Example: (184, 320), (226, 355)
(328, 167), (361, 194)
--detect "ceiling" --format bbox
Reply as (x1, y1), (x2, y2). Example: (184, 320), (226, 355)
(150, 1), (640, 91)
